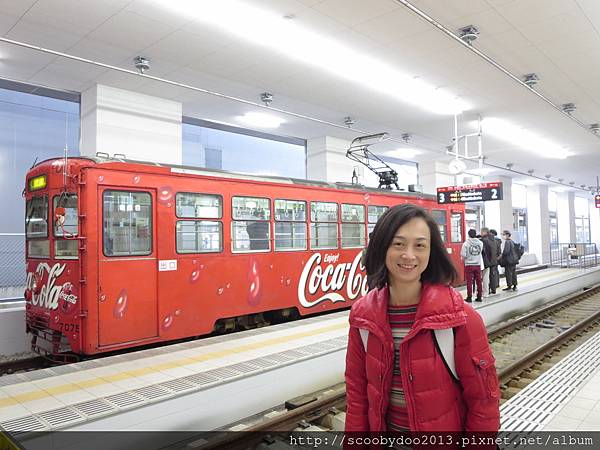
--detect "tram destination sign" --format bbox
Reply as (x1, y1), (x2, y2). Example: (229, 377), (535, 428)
(437, 182), (503, 204)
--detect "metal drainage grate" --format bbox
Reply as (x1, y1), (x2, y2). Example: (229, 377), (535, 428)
(132, 385), (172, 401)
(158, 378), (196, 393)
(37, 407), (84, 428)
(72, 398), (116, 418)
(105, 391), (145, 409)
(182, 372), (220, 386)
(0, 415), (47, 433)
(204, 367), (243, 380)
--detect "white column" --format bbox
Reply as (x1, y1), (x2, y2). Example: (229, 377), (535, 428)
(81, 84), (182, 165)
(589, 198), (600, 250)
(526, 185), (550, 264)
(557, 192), (576, 243)
(419, 160), (455, 196)
(484, 176), (513, 234)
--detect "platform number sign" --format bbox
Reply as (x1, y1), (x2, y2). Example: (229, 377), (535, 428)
(596, 194), (600, 208)
(437, 182), (503, 204)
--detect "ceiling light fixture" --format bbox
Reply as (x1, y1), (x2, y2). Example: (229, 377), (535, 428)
(133, 56), (150, 74)
(385, 148), (422, 159)
(237, 112), (284, 129)
(458, 25), (479, 44)
(344, 116), (356, 128)
(561, 103), (576, 114)
(523, 73), (540, 88)
(482, 118), (572, 159)
(260, 92), (273, 106)
(590, 123), (600, 134)
(155, 0), (469, 115)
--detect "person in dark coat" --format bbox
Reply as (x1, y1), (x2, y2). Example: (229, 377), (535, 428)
(489, 229), (502, 291)
(481, 227), (498, 295)
(500, 230), (518, 291)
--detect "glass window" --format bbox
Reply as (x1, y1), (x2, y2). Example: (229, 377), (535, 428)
(274, 199), (306, 222)
(549, 211), (559, 245)
(512, 208), (528, 251)
(103, 191), (152, 256)
(275, 222), (307, 251)
(274, 199), (307, 251)
(53, 194), (78, 237)
(341, 203), (365, 248)
(341, 204), (365, 222)
(368, 205), (388, 234)
(28, 240), (49, 258)
(232, 196), (270, 220)
(176, 193), (222, 218)
(451, 213), (463, 243)
(176, 221), (222, 253)
(431, 210), (447, 243)
(232, 196), (271, 252)
(310, 202), (337, 222)
(25, 196), (48, 238)
(310, 202), (338, 249)
(55, 240), (78, 259)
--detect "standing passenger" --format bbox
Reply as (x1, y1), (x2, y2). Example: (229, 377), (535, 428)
(481, 227), (498, 296)
(461, 229), (484, 302)
(345, 204), (500, 437)
(489, 229), (502, 292)
(500, 230), (518, 291)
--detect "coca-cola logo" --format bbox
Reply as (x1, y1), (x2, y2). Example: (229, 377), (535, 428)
(298, 251), (368, 308)
(26, 263), (71, 310)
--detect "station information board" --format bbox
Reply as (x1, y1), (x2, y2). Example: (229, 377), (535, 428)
(437, 182), (503, 204)
(595, 194), (600, 208)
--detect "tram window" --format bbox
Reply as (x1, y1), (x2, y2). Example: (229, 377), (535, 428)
(232, 196), (271, 253)
(367, 205), (388, 234)
(55, 240), (78, 259)
(232, 196), (270, 220)
(53, 194), (78, 237)
(176, 221), (222, 253)
(176, 193), (222, 218)
(310, 201), (338, 250)
(450, 213), (463, 243)
(274, 199), (307, 251)
(28, 240), (49, 258)
(274, 199), (306, 221)
(431, 210), (447, 243)
(103, 191), (152, 256)
(25, 196), (48, 238)
(341, 204), (365, 248)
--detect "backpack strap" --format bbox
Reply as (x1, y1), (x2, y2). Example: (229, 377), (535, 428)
(433, 328), (460, 382)
(358, 329), (369, 352)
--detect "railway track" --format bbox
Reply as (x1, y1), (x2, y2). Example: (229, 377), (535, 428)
(183, 286), (600, 450)
(0, 356), (47, 377)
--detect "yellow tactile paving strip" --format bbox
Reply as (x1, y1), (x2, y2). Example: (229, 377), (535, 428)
(0, 320), (348, 411)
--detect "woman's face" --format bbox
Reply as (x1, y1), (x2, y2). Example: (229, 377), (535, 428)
(385, 217), (431, 287)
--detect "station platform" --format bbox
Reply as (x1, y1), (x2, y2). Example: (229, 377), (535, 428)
(501, 330), (600, 431)
(0, 265), (599, 442)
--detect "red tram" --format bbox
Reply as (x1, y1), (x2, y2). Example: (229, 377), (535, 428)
(24, 157), (466, 359)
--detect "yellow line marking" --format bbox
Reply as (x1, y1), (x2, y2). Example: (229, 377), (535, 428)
(0, 321), (348, 409)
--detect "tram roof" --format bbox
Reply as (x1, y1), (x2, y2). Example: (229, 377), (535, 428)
(36, 155), (434, 200)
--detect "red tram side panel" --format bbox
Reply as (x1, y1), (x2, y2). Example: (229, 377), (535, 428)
(24, 157), (466, 358)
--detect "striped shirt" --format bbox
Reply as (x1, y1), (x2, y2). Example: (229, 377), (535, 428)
(386, 303), (417, 432)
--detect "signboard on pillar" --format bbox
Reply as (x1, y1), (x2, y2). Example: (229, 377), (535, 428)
(595, 194), (600, 208)
(437, 182), (503, 204)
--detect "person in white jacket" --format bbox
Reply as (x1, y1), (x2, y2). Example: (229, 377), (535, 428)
(461, 228), (484, 302)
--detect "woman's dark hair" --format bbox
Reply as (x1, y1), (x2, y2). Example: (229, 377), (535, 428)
(364, 204), (457, 289)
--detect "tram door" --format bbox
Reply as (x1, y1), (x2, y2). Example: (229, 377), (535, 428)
(97, 188), (158, 346)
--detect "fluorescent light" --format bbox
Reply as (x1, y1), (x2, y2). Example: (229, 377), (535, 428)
(384, 148), (423, 159)
(482, 118), (572, 159)
(466, 167), (494, 176)
(237, 112), (284, 129)
(153, 0), (469, 115)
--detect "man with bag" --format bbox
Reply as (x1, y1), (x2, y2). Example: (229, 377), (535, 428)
(480, 227), (498, 296)
(500, 230), (519, 291)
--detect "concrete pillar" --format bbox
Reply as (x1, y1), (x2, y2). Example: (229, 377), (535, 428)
(526, 185), (550, 264)
(484, 175), (513, 234)
(419, 160), (455, 196)
(589, 198), (600, 250)
(557, 192), (576, 243)
(81, 84), (182, 165)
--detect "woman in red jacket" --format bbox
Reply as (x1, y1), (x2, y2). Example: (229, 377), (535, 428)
(345, 204), (500, 436)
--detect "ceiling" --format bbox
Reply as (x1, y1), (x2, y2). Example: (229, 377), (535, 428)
(1, 0), (599, 193)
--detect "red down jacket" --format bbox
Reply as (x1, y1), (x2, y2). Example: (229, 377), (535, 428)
(345, 283), (500, 434)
